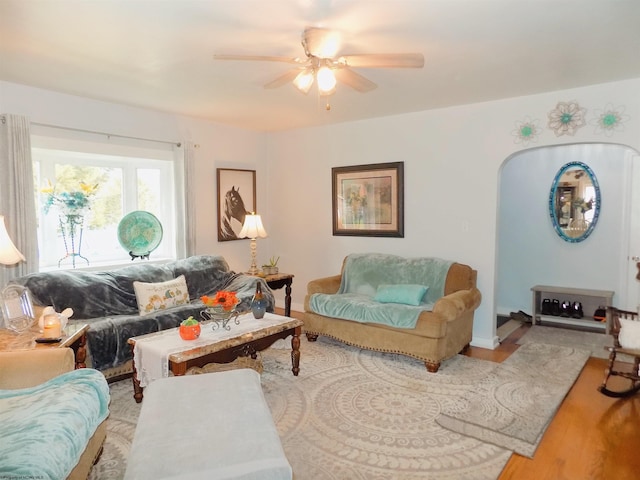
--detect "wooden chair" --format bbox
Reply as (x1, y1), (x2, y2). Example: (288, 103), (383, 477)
(598, 307), (640, 397)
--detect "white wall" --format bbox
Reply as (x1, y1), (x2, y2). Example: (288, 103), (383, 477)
(497, 143), (637, 316)
(2, 78), (640, 347)
(0, 80), (269, 274)
(266, 79), (640, 347)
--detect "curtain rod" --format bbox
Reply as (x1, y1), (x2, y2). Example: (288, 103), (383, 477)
(31, 122), (181, 147)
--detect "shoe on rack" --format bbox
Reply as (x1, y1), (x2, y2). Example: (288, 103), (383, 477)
(594, 306), (607, 322)
(541, 299), (552, 315)
(510, 310), (533, 323)
(571, 302), (584, 319)
(560, 300), (571, 317)
(551, 299), (561, 316)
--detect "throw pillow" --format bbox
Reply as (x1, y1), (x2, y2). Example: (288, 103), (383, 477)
(374, 284), (429, 306)
(133, 275), (190, 316)
(618, 318), (640, 350)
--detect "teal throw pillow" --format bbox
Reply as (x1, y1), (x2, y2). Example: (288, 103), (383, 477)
(374, 284), (429, 306)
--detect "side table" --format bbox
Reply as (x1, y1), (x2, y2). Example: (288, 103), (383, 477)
(264, 273), (294, 317)
(0, 322), (89, 369)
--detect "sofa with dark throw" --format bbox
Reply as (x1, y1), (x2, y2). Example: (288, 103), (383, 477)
(304, 253), (481, 372)
(12, 255), (275, 379)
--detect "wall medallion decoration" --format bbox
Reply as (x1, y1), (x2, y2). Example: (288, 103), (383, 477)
(512, 116), (542, 146)
(547, 100), (587, 137)
(590, 103), (629, 137)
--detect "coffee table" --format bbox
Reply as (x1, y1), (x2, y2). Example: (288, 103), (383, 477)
(0, 321), (89, 369)
(128, 312), (303, 403)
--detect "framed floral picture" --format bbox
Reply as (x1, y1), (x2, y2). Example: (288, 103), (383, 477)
(332, 162), (404, 237)
(217, 168), (256, 242)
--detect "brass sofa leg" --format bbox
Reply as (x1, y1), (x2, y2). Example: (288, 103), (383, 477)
(425, 361), (440, 373)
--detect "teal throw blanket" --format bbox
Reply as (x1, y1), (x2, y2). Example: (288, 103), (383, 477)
(310, 253), (453, 328)
(0, 368), (110, 478)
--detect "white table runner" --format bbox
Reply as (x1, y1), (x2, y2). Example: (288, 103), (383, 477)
(133, 312), (291, 387)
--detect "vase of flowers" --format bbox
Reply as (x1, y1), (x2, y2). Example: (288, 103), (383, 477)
(200, 291), (241, 330)
(41, 180), (99, 268)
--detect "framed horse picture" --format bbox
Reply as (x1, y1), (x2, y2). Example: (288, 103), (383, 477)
(216, 168), (256, 242)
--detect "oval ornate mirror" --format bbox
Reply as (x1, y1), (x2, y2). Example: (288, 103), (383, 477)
(549, 161), (600, 242)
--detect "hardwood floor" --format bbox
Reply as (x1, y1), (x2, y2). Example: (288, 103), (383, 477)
(488, 323), (640, 480)
(280, 309), (640, 480)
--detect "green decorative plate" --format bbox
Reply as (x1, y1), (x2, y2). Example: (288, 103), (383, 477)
(117, 211), (163, 259)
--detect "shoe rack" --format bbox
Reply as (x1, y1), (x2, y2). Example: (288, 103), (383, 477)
(531, 285), (614, 334)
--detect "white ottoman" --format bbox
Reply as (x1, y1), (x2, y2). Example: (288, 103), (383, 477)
(124, 369), (292, 480)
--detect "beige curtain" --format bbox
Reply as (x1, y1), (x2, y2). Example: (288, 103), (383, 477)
(0, 114), (38, 285)
(174, 141), (196, 258)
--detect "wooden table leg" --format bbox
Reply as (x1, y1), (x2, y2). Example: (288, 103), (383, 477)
(74, 331), (88, 369)
(290, 326), (301, 376)
(130, 343), (144, 403)
(284, 279), (292, 317)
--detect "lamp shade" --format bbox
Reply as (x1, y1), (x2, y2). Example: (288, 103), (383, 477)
(0, 215), (25, 265)
(239, 214), (268, 239)
(293, 69), (314, 94)
(317, 66), (336, 94)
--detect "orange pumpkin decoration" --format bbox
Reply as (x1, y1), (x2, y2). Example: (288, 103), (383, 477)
(179, 317), (201, 340)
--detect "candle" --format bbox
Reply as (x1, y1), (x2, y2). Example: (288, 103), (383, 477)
(43, 314), (62, 339)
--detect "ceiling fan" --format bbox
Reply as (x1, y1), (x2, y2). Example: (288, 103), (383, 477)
(214, 27), (424, 96)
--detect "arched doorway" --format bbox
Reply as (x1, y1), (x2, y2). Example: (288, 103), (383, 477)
(496, 143), (640, 323)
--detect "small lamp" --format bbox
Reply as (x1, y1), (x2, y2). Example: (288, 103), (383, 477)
(0, 215), (25, 265)
(238, 213), (268, 275)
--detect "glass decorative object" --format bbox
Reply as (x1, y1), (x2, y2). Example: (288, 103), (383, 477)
(0, 285), (35, 333)
(251, 282), (267, 319)
(42, 313), (62, 339)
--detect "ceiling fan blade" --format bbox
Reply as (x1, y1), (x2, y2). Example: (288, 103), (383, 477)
(263, 69), (302, 89)
(339, 53), (424, 68)
(334, 68), (377, 93)
(214, 54), (302, 64)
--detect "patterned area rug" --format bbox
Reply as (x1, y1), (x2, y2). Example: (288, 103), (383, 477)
(517, 324), (612, 359)
(436, 342), (589, 458)
(89, 337), (580, 479)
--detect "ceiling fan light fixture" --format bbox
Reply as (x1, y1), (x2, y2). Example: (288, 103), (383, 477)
(293, 69), (315, 94)
(317, 66), (336, 94)
(319, 31), (340, 58)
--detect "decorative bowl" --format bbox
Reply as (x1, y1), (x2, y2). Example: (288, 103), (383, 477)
(200, 306), (240, 331)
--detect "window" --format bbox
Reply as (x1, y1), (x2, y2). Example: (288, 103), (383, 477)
(32, 136), (181, 270)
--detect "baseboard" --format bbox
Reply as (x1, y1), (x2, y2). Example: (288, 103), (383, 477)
(471, 335), (500, 350)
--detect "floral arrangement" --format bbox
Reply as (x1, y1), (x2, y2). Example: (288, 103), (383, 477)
(201, 291), (239, 311)
(41, 180), (99, 214)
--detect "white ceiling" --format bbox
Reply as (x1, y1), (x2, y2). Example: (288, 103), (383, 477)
(1, 0), (639, 132)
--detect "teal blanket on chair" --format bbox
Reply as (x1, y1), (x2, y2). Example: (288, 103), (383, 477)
(0, 368), (110, 478)
(310, 253), (453, 328)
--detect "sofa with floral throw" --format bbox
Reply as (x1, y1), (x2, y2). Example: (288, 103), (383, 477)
(304, 253), (481, 372)
(11, 255), (275, 379)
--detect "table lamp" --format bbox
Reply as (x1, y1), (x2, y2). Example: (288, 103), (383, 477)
(238, 213), (267, 275)
(0, 215), (25, 265)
